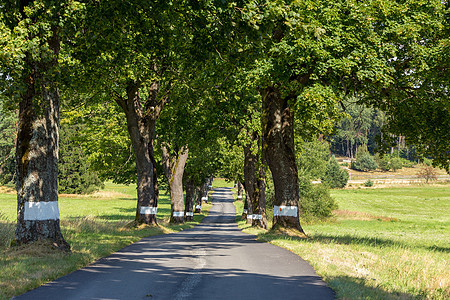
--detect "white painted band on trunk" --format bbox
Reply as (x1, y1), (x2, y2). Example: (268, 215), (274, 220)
(237, 195), (243, 199)
(201, 197), (208, 201)
(173, 211), (184, 217)
(243, 209), (248, 214)
(195, 205), (201, 209)
(186, 212), (194, 217)
(24, 201), (60, 220)
(140, 206), (157, 214)
(273, 206), (298, 217)
(208, 185), (213, 188)
(252, 214), (263, 220)
(247, 214), (253, 219)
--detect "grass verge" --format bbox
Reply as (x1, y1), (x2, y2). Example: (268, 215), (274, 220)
(234, 185), (449, 299)
(0, 182), (212, 299)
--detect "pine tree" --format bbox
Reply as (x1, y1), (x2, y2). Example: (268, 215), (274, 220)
(322, 156), (349, 189)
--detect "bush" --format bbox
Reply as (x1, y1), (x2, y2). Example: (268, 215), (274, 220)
(364, 179), (374, 187)
(351, 144), (378, 171)
(266, 172), (338, 222)
(298, 177), (337, 222)
(352, 153), (378, 171)
(377, 155), (391, 171)
(390, 156), (403, 172)
(322, 156), (349, 188)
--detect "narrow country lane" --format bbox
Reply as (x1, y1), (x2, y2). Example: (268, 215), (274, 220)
(15, 187), (334, 300)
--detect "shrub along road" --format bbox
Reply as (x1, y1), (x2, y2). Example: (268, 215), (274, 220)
(15, 187), (334, 300)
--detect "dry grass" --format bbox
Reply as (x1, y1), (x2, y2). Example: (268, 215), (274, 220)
(334, 210), (399, 222)
(0, 187), (15, 194)
(346, 166), (448, 178)
(269, 227), (309, 239)
(5, 239), (67, 257)
(59, 190), (131, 199)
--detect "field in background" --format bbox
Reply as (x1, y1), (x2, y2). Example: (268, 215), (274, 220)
(334, 159), (449, 183)
(235, 184), (450, 299)
(0, 183), (212, 299)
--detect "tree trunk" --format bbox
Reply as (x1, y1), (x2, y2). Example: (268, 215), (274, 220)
(194, 185), (203, 213)
(162, 145), (189, 224)
(241, 193), (248, 220)
(243, 142), (268, 229)
(201, 180), (209, 203)
(261, 86), (305, 233)
(15, 23), (70, 250)
(236, 181), (243, 200)
(184, 180), (196, 221)
(116, 82), (160, 225)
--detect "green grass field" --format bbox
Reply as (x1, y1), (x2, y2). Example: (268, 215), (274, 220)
(0, 183), (212, 299)
(236, 185), (450, 299)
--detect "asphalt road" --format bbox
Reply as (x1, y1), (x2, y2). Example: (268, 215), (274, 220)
(16, 187), (334, 300)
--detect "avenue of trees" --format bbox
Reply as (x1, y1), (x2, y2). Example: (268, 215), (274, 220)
(0, 0), (448, 249)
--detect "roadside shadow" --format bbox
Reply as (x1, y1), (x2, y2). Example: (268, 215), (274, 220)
(259, 232), (446, 254)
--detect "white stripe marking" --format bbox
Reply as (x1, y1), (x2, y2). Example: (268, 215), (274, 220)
(252, 214), (263, 220)
(195, 205), (201, 209)
(201, 197), (208, 201)
(140, 206), (157, 214)
(186, 212), (194, 217)
(237, 195), (243, 199)
(24, 201), (60, 220)
(273, 206), (298, 217)
(173, 211), (184, 217)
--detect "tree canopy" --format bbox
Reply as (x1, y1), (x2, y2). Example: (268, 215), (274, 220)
(0, 0), (448, 242)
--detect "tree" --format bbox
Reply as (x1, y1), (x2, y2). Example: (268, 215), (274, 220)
(351, 144), (378, 171)
(233, 0), (449, 233)
(0, 107), (16, 185)
(417, 164), (438, 183)
(296, 138), (330, 180)
(330, 101), (385, 158)
(367, 0), (449, 171)
(243, 137), (268, 229)
(69, 102), (138, 185)
(322, 156), (349, 189)
(58, 119), (103, 194)
(69, 1), (195, 225)
(161, 144), (189, 224)
(0, 0), (78, 249)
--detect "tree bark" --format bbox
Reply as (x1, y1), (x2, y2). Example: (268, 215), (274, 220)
(15, 22), (69, 250)
(201, 180), (209, 203)
(194, 185), (203, 213)
(236, 181), (243, 201)
(184, 180), (196, 221)
(241, 193), (249, 220)
(243, 142), (267, 229)
(261, 86), (305, 233)
(162, 145), (189, 224)
(115, 82), (161, 225)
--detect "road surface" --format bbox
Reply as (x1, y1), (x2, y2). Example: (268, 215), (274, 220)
(16, 187), (334, 300)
